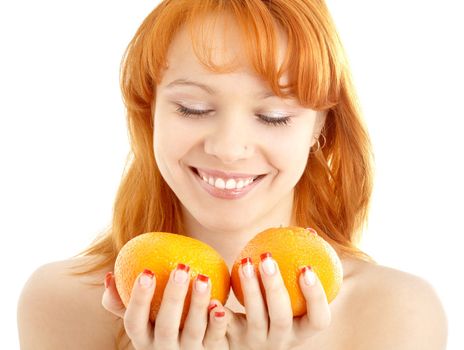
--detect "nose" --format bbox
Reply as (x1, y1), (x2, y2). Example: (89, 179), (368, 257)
(204, 115), (254, 164)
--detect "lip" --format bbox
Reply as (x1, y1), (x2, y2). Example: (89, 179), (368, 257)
(189, 167), (265, 200)
(194, 167), (263, 180)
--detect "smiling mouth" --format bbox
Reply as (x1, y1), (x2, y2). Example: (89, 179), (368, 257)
(189, 167), (266, 190)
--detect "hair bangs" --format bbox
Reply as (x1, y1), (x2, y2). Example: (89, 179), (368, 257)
(124, 0), (339, 111)
(181, 1), (283, 96)
(182, 0), (342, 110)
(269, 0), (344, 110)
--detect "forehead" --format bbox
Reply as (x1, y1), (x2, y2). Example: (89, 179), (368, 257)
(161, 14), (289, 84)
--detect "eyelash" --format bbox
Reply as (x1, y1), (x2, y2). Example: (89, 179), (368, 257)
(175, 105), (291, 127)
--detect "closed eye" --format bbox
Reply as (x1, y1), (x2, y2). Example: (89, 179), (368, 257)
(175, 105), (292, 127)
(176, 105), (212, 118)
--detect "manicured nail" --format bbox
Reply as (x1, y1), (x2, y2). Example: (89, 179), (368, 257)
(305, 227), (318, 235)
(195, 274), (209, 293)
(241, 257), (254, 278)
(174, 263), (190, 284)
(260, 252), (276, 275)
(104, 271), (112, 288)
(214, 311), (225, 319)
(139, 269), (154, 288)
(300, 266), (317, 286)
(208, 302), (218, 312)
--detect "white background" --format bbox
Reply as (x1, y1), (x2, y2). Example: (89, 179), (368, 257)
(1, 1), (463, 349)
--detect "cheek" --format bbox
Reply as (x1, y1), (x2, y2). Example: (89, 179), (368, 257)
(266, 128), (312, 171)
(154, 113), (197, 159)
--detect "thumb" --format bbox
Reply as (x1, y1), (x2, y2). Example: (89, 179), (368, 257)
(101, 271), (126, 318)
(203, 300), (232, 349)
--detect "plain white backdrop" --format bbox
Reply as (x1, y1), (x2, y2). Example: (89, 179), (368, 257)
(1, 1), (463, 349)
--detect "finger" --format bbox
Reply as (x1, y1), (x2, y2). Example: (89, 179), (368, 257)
(295, 266), (331, 335)
(259, 252), (293, 342)
(154, 263), (190, 348)
(225, 308), (248, 341)
(123, 269), (156, 349)
(238, 257), (268, 343)
(180, 274), (211, 349)
(203, 300), (231, 349)
(101, 272), (126, 318)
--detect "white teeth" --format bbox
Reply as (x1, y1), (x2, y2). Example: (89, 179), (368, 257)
(196, 169), (259, 190)
(225, 179), (236, 189)
(214, 178), (226, 189)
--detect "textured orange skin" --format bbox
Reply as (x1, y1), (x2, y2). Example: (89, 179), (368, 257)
(231, 226), (343, 316)
(114, 232), (230, 328)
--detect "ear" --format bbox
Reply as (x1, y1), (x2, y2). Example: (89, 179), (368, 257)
(311, 111), (328, 147)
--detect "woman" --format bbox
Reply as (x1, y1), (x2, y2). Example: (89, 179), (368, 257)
(18, 0), (447, 349)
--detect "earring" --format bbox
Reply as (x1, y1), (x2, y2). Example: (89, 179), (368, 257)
(311, 133), (326, 153)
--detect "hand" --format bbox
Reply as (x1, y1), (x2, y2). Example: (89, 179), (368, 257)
(225, 254), (331, 350)
(102, 265), (230, 350)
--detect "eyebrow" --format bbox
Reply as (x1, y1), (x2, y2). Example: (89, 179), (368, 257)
(164, 78), (277, 99)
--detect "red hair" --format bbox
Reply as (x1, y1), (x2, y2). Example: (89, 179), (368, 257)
(71, 0), (375, 347)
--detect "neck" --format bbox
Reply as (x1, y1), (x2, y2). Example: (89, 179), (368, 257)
(181, 202), (295, 269)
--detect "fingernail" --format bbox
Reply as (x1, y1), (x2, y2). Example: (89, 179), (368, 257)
(104, 271), (112, 288)
(241, 257), (254, 278)
(305, 227), (318, 235)
(300, 266), (317, 286)
(260, 252), (276, 276)
(214, 311), (225, 319)
(174, 263), (190, 284)
(208, 302), (218, 312)
(195, 274), (209, 293)
(139, 269), (154, 288)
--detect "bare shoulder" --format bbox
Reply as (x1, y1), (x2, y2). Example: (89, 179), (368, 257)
(17, 256), (120, 350)
(346, 258), (448, 350)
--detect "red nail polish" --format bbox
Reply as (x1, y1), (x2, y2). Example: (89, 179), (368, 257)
(299, 265), (312, 273)
(208, 303), (218, 312)
(197, 274), (209, 283)
(241, 257), (255, 278)
(241, 257), (252, 265)
(214, 311), (225, 318)
(261, 252), (276, 275)
(104, 272), (112, 288)
(143, 268), (155, 278)
(260, 252), (272, 261)
(176, 263), (190, 273)
(300, 265), (316, 286)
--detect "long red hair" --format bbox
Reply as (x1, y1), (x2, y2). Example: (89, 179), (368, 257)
(73, 0), (375, 272)
(71, 0), (375, 347)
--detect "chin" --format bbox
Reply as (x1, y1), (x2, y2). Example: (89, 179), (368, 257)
(196, 212), (255, 233)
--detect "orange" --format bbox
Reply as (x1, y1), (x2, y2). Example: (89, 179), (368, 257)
(231, 226), (343, 316)
(114, 232), (230, 327)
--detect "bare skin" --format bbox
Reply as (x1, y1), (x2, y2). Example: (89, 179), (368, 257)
(17, 253), (447, 349)
(17, 8), (448, 350)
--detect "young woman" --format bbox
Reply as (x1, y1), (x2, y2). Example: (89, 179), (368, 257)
(18, 1), (447, 349)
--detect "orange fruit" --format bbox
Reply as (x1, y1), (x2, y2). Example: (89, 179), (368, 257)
(114, 232), (230, 327)
(231, 226), (343, 316)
